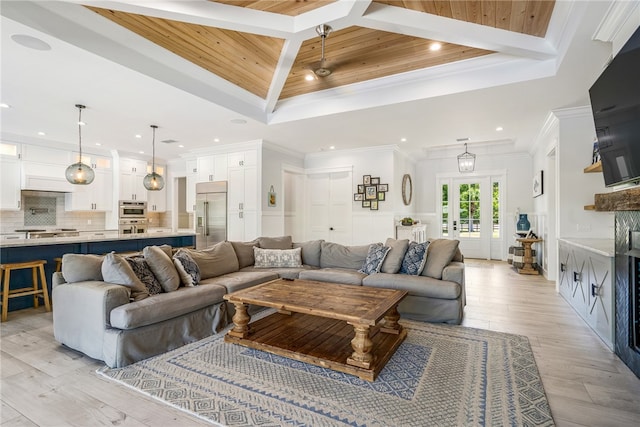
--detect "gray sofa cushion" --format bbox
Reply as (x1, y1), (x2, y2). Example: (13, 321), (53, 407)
(380, 238), (409, 274)
(422, 239), (460, 279)
(143, 245), (181, 292)
(363, 273), (461, 299)
(109, 284), (227, 330)
(298, 268), (366, 286)
(200, 271), (279, 293)
(230, 240), (259, 269)
(61, 253), (104, 283)
(319, 242), (370, 270)
(101, 253), (150, 301)
(239, 265), (318, 280)
(258, 235), (292, 249)
(293, 240), (323, 267)
(185, 241), (239, 279)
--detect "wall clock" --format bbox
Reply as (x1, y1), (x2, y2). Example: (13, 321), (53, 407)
(402, 174), (412, 206)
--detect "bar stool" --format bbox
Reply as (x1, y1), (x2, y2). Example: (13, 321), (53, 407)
(0, 260), (51, 322)
(54, 257), (62, 272)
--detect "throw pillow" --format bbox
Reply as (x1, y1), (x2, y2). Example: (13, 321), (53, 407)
(185, 241), (239, 279)
(380, 238), (410, 274)
(230, 240), (259, 269)
(359, 243), (391, 275)
(143, 245), (180, 292)
(253, 247), (302, 268)
(399, 241), (430, 275)
(101, 252), (149, 301)
(293, 240), (323, 267)
(258, 235), (293, 249)
(173, 249), (201, 287)
(422, 239), (460, 279)
(61, 253), (104, 283)
(125, 255), (162, 295)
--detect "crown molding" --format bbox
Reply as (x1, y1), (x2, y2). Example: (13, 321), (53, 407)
(593, 1), (640, 45)
(551, 105), (592, 120)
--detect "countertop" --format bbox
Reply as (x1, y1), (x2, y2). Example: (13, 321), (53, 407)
(557, 238), (615, 257)
(0, 230), (195, 248)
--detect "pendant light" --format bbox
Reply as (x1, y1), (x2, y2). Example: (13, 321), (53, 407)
(143, 124), (165, 191)
(457, 143), (476, 173)
(65, 104), (95, 185)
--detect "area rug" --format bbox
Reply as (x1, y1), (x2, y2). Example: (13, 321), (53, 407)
(97, 318), (554, 426)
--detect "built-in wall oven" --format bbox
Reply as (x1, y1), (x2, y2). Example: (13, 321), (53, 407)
(119, 200), (147, 218)
(119, 218), (147, 235)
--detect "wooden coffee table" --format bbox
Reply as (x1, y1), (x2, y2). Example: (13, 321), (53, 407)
(223, 278), (408, 381)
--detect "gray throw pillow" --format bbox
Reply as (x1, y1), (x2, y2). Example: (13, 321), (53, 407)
(61, 253), (104, 283)
(186, 241), (239, 279)
(258, 235), (293, 249)
(143, 245), (180, 292)
(421, 239), (460, 279)
(320, 242), (370, 269)
(230, 240), (259, 269)
(359, 243), (391, 275)
(173, 249), (201, 287)
(293, 240), (323, 267)
(253, 247), (302, 268)
(101, 252), (149, 301)
(125, 255), (162, 295)
(380, 238), (409, 274)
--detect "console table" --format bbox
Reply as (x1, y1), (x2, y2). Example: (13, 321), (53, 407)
(515, 237), (542, 275)
(396, 224), (427, 243)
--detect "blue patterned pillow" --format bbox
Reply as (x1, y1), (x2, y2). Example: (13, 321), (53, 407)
(173, 249), (201, 287)
(125, 255), (162, 295)
(399, 242), (430, 275)
(358, 243), (391, 275)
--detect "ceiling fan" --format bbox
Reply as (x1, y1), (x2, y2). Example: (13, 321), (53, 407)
(311, 24), (333, 77)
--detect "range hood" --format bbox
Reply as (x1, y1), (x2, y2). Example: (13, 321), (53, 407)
(22, 163), (73, 192)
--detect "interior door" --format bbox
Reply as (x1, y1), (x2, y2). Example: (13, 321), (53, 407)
(305, 171), (353, 244)
(450, 177), (491, 259)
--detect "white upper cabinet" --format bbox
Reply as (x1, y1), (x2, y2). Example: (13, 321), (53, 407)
(21, 145), (74, 192)
(119, 158), (148, 201)
(147, 163), (167, 212)
(0, 142), (22, 210)
(185, 158), (198, 213)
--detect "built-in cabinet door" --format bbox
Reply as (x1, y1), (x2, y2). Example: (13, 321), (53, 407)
(185, 159), (198, 213)
(146, 164), (166, 212)
(587, 254), (615, 349)
(0, 157), (21, 210)
(197, 155), (215, 182)
(558, 244), (573, 300)
(65, 168), (112, 211)
(120, 158), (148, 201)
(227, 150), (258, 241)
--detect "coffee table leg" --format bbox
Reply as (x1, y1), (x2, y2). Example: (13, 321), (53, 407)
(228, 302), (251, 338)
(347, 323), (373, 369)
(380, 305), (402, 335)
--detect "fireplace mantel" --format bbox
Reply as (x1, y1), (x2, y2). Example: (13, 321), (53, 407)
(594, 187), (640, 211)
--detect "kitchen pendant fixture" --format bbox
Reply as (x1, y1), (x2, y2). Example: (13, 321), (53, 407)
(457, 143), (476, 173)
(143, 124), (165, 191)
(65, 104), (95, 185)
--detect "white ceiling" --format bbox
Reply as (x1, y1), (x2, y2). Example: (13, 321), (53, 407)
(0, 1), (623, 163)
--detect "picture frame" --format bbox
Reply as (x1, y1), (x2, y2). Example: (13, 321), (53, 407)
(377, 191), (385, 201)
(362, 200), (371, 208)
(354, 193), (364, 201)
(378, 184), (388, 192)
(533, 170), (544, 198)
(365, 185), (377, 200)
(363, 175), (371, 185)
(371, 177), (380, 185)
(370, 200), (379, 210)
(357, 185), (364, 194)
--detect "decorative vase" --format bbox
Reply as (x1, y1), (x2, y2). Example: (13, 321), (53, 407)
(516, 214), (530, 232)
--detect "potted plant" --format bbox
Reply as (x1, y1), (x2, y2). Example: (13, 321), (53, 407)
(401, 217), (414, 226)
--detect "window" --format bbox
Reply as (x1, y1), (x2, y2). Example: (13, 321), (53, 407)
(441, 184), (448, 236)
(459, 183), (480, 238)
(492, 181), (500, 238)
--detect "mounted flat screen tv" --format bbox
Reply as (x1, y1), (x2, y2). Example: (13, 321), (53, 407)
(589, 26), (640, 187)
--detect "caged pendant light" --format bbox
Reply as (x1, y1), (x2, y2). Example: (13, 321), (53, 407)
(143, 124), (165, 191)
(457, 143), (476, 173)
(65, 104), (95, 185)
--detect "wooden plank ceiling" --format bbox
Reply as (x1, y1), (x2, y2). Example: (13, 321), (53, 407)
(88, 1), (555, 102)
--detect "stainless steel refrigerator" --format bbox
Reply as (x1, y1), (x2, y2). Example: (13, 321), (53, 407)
(195, 181), (227, 249)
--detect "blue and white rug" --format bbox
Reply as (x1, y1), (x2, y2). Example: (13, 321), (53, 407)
(97, 319), (554, 426)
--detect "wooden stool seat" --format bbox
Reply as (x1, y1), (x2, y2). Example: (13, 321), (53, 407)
(0, 260), (51, 322)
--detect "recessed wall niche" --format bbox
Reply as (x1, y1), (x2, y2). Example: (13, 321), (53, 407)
(23, 194), (56, 226)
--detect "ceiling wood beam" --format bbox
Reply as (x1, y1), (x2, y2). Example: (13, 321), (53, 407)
(361, 2), (556, 60)
(265, 37), (304, 113)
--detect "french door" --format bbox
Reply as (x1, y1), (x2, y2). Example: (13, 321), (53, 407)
(439, 177), (492, 259)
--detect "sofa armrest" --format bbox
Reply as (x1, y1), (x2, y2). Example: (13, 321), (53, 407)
(52, 279), (130, 361)
(443, 262), (465, 306)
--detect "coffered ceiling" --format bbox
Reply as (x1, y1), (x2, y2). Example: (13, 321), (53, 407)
(0, 1), (624, 160)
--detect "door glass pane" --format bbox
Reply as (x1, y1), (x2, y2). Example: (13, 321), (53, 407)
(459, 182), (480, 238)
(492, 181), (500, 238)
(441, 184), (448, 236)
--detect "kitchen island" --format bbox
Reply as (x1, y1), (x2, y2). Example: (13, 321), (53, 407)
(0, 231), (195, 313)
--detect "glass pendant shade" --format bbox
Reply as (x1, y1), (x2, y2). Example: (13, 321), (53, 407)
(144, 124), (165, 191)
(66, 104), (95, 185)
(457, 143), (476, 173)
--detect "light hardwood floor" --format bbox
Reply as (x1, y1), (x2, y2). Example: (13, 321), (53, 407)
(2, 260), (640, 426)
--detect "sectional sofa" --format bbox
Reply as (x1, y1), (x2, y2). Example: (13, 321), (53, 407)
(52, 236), (465, 368)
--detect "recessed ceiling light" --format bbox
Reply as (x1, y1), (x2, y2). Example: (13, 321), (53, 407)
(139, 151), (144, 154)
(496, 126), (504, 131)
(78, 121), (86, 126)
(429, 42), (442, 51)
(230, 119), (247, 125)
(135, 134), (142, 139)
(305, 74), (315, 81)
(37, 131), (45, 136)
(400, 137), (407, 142)
(11, 34), (51, 51)
(0, 103), (10, 109)
(95, 143), (101, 146)
(213, 138), (220, 142)
(178, 144), (184, 148)
(329, 145), (335, 150)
